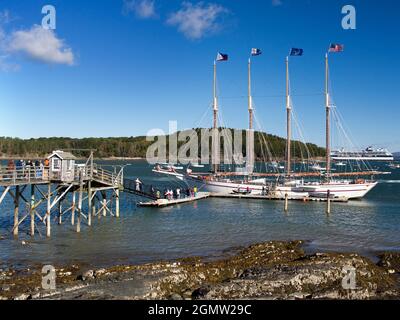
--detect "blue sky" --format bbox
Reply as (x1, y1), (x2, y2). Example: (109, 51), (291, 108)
(0, 0), (399, 151)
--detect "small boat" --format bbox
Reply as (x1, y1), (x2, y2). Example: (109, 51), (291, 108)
(191, 164), (205, 168)
(335, 162), (346, 166)
(232, 188), (252, 195)
(311, 164), (326, 171)
(388, 163), (400, 169)
(152, 164), (185, 178)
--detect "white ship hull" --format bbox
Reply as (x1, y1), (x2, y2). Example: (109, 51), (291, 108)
(186, 176), (377, 199)
(294, 181), (378, 199)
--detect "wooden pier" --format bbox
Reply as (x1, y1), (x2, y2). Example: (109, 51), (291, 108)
(0, 151), (123, 238)
(138, 192), (210, 207)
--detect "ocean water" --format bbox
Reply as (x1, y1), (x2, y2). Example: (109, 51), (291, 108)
(0, 160), (399, 269)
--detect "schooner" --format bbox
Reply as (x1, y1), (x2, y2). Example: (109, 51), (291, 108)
(154, 46), (381, 199)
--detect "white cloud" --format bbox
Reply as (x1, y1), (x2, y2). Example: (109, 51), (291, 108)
(6, 25), (74, 66)
(123, 0), (156, 19)
(272, 0), (283, 6)
(167, 2), (228, 40)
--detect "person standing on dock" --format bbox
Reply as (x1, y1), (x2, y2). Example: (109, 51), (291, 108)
(135, 178), (142, 191)
(194, 186), (198, 197)
(5, 160), (14, 181)
(176, 188), (181, 199)
(26, 160), (32, 179)
(43, 158), (50, 180)
(35, 160), (41, 178)
(16, 160), (21, 179)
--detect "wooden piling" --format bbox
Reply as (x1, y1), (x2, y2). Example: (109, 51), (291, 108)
(87, 182), (92, 226)
(102, 191), (107, 217)
(13, 186), (20, 237)
(92, 195), (96, 218)
(284, 193), (289, 212)
(46, 183), (51, 238)
(77, 171), (83, 233)
(71, 191), (76, 225)
(326, 190), (331, 214)
(58, 195), (63, 225)
(30, 185), (35, 236)
(115, 189), (120, 218)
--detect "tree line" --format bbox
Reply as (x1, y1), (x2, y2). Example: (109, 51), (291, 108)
(0, 129), (325, 160)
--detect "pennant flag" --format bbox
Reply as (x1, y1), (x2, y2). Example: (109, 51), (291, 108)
(289, 48), (303, 56)
(251, 48), (262, 56)
(329, 43), (344, 53)
(216, 52), (228, 61)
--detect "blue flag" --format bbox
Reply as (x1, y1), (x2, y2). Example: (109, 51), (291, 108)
(290, 48), (303, 56)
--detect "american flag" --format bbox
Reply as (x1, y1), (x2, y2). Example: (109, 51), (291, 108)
(329, 43), (344, 53)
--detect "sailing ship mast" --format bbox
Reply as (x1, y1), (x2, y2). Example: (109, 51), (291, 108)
(213, 60), (219, 174)
(285, 56), (291, 178)
(325, 53), (331, 181)
(248, 59), (253, 130)
(247, 58), (254, 175)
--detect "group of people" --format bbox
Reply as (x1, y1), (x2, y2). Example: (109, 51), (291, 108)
(132, 176), (199, 201)
(3, 158), (50, 180)
(162, 186), (198, 200)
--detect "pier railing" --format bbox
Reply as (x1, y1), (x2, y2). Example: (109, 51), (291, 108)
(0, 163), (123, 187)
(91, 164), (123, 187)
(0, 166), (50, 186)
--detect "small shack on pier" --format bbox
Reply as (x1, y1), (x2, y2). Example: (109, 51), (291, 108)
(48, 150), (77, 182)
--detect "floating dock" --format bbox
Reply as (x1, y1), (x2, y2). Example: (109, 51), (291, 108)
(138, 191), (348, 208)
(138, 192), (210, 207)
(210, 193), (349, 202)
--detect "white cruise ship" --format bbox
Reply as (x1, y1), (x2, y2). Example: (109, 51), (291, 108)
(331, 147), (394, 161)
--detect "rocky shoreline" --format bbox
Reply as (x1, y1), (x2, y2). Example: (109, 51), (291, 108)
(0, 240), (399, 300)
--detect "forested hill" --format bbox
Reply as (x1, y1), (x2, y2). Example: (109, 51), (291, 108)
(0, 129), (325, 159)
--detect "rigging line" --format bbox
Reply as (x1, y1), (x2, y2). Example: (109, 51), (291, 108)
(249, 101), (271, 171)
(330, 69), (370, 172)
(332, 108), (353, 172)
(335, 109), (372, 169)
(291, 107), (313, 162)
(332, 107), (372, 172)
(253, 111), (280, 174)
(327, 65), (374, 172)
(173, 103), (211, 167)
(216, 109), (234, 171)
(332, 108), (356, 172)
